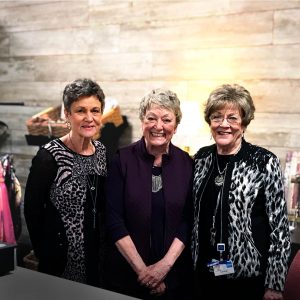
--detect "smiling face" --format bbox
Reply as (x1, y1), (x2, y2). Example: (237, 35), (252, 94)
(209, 105), (245, 154)
(65, 95), (102, 139)
(142, 104), (177, 154)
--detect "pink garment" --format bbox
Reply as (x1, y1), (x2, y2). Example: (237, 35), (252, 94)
(0, 176), (16, 245)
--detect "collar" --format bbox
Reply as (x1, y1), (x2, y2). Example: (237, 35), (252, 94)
(138, 137), (172, 165)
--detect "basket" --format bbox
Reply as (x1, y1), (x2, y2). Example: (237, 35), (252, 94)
(26, 106), (69, 137)
(26, 105), (123, 138)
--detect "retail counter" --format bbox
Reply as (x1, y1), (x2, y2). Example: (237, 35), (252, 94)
(0, 267), (139, 300)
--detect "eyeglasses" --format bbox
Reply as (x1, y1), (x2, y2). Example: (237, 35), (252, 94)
(209, 114), (240, 125)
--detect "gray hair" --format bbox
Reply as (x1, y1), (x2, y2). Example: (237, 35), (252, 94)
(139, 88), (182, 125)
(63, 78), (105, 113)
(204, 84), (255, 127)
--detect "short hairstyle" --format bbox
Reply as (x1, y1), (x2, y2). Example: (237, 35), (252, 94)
(63, 78), (105, 113)
(204, 84), (255, 127)
(139, 88), (182, 125)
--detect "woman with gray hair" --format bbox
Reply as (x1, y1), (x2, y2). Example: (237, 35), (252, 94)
(105, 88), (194, 299)
(192, 84), (290, 300)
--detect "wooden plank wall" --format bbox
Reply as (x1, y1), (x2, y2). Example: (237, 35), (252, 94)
(1, 0), (300, 188)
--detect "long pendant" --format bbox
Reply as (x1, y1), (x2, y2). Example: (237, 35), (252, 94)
(86, 174), (98, 229)
(214, 174), (224, 186)
(92, 208), (96, 228)
(210, 216), (216, 246)
(210, 228), (216, 246)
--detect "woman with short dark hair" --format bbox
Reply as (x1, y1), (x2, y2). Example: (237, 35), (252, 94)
(24, 78), (107, 286)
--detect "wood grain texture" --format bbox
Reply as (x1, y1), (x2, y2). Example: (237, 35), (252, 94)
(0, 0), (299, 185)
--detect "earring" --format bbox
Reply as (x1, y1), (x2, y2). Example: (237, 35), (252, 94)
(66, 120), (71, 130)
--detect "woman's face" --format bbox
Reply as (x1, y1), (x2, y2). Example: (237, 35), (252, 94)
(209, 105), (245, 154)
(65, 95), (102, 139)
(142, 104), (177, 152)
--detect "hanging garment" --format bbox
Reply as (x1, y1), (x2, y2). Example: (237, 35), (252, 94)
(0, 162), (16, 244)
(1, 154), (22, 240)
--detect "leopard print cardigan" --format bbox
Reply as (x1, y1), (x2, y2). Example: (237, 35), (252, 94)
(191, 139), (291, 291)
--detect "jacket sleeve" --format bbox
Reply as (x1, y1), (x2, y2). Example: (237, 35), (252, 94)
(264, 155), (291, 291)
(175, 172), (193, 246)
(105, 153), (129, 243)
(24, 148), (57, 258)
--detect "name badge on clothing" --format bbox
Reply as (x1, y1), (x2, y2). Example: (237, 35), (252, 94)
(213, 260), (235, 276)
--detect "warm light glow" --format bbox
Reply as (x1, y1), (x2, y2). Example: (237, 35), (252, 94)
(173, 100), (211, 156)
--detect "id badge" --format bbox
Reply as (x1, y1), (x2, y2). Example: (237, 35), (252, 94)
(213, 260), (235, 276)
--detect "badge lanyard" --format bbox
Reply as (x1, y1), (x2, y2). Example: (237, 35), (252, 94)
(207, 154), (236, 276)
(210, 166), (227, 261)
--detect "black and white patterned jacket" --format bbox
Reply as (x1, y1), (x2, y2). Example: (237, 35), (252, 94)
(191, 139), (291, 291)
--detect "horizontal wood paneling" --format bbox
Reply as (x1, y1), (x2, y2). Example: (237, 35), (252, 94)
(0, 0), (299, 185)
(33, 53), (153, 81)
(274, 9), (300, 44)
(90, 0), (300, 24)
(152, 45), (300, 80)
(119, 11), (273, 52)
(0, 1), (88, 32)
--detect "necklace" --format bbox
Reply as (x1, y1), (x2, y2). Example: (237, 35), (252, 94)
(86, 174), (98, 229)
(210, 166), (227, 246)
(214, 155), (228, 186)
(214, 143), (242, 186)
(152, 174), (162, 192)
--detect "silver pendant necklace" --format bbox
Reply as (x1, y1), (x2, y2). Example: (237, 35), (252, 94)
(152, 174), (162, 192)
(214, 155), (228, 186)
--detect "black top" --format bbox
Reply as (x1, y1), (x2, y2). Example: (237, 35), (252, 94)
(24, 139), (107, 286)
(150, 166), (165, 264)
(197, 153), (232, 270)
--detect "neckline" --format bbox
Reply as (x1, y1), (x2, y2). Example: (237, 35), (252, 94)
(58, 138), (96, 157)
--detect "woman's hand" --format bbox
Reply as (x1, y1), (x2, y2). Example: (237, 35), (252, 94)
(138, 238), (185, 289)
(149, 282), (166, 296)
(263, 288), (283, 300)
(138, 260), (171, 288)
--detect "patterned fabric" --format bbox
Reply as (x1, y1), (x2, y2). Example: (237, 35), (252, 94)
(44, 139), (106, 282)
(191, 139), (291, 291)
(0, 173), (16, 244)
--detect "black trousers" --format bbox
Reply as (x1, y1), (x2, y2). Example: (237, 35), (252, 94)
(194, 269), (265, 300)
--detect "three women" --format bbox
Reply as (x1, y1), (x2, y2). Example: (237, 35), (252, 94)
(25, 80), (290, 300)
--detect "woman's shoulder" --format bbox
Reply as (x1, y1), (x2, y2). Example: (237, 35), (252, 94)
(244, 141), (278, 160)
(193, 144), (215, 160)
(117, 139), (141, 155)
(93, 139), (106, 152)
(170, 143), (193, 162)
(241, 141), (282, 171)
(43, 138), (67, 153)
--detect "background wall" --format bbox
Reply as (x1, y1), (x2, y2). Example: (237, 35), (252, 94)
(1, 0), (300, 188)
